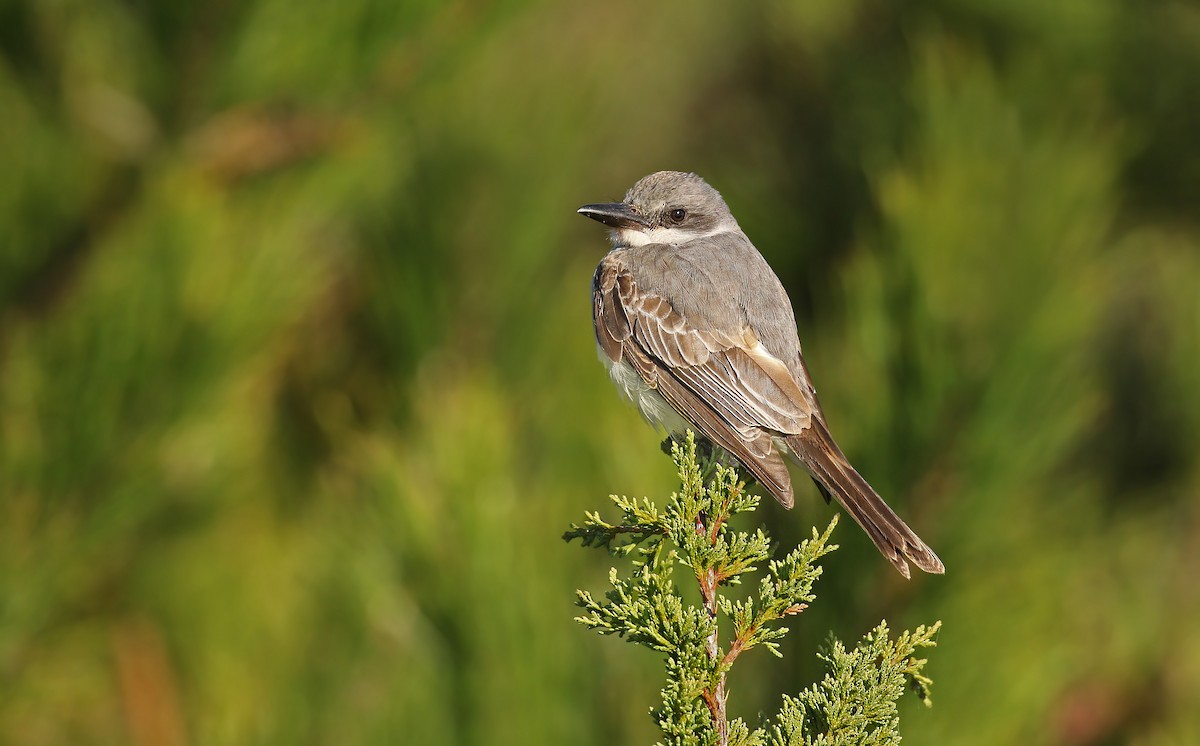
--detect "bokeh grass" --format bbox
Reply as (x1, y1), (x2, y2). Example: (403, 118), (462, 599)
(2, 1), (1199, 744)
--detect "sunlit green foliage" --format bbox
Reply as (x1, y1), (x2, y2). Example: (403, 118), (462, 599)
(567, 434), (939, 745)
(2, 1), (1199, 744)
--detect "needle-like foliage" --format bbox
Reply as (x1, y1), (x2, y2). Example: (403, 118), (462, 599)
(565, 433), (941, 745)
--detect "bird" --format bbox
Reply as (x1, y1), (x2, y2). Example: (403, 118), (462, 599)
(578, 171), (944, 578)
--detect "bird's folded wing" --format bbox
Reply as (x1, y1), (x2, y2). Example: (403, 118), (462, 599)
(597, 261), (817, 435)
(593, 260), (820, 505)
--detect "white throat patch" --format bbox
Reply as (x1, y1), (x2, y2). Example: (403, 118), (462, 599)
(617, 225), (729, 247)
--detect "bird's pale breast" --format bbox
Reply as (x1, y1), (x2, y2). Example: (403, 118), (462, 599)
(601, 351), (690, 434)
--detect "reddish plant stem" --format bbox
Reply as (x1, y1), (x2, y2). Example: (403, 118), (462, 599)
(697, 564), (727, 746)
(720, 603), (806, 670)
(696, 513), (728, 746)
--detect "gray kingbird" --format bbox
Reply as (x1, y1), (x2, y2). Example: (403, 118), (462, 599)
(579, 171), (944, 578)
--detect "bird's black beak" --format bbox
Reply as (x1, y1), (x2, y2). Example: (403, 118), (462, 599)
(577, 202), (649, 229)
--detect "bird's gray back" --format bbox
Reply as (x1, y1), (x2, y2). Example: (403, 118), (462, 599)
(610, 230), (805, 379)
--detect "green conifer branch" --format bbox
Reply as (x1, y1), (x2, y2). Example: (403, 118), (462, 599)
(565, 432), (941, 745)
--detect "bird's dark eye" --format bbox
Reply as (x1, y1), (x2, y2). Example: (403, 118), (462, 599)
(669, 208), (687, 224)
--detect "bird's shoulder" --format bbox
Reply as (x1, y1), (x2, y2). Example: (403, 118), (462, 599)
(596, 235), (798, 348)
(592, 237), (825, 429)
(596, 236), (755, 328)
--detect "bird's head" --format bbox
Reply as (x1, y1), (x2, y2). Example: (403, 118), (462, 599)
(578, 171), (737, 247)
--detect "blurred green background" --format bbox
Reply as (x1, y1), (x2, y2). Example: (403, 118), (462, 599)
(3, 0), (1199, 743)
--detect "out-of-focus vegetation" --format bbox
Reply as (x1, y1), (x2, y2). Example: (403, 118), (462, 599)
(1, 1), (1198, 744)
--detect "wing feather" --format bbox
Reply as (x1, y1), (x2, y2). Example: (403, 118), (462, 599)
(613, 264), (816, 435)
(624, 341), (794, 505)
(593, 262), (629, 362)
(592, 254), (819, 507)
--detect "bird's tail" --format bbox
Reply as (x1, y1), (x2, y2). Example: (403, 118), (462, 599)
(786, 420), (944, 579)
